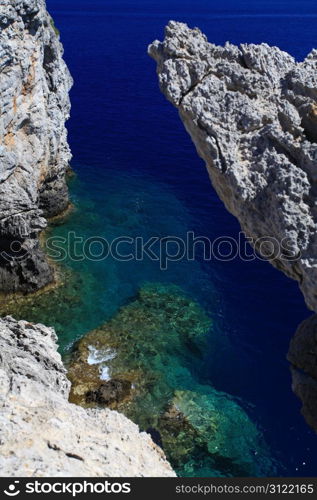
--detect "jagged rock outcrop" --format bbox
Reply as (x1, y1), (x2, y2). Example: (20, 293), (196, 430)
(149, 22), (317, 432)
(0, 316), (175, 477)
(149, 21), (317, 312)
(0, 0), (72, 292)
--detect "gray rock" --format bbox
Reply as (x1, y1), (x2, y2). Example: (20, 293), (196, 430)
(0, 0), (72, 292)
(0, 316), (175, 477)
(149, 21), (317, 432)
(149, 21), (317, 312)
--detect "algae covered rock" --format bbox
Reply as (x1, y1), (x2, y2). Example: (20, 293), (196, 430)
(67, 282), (211, 409)
(160, 390), (272, 476)
(67, 283), (275, 476)
(86, 379), (132, 406)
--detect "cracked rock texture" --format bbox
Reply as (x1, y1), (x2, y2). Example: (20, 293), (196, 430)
(0, 316), (175, 477)
(0, 0), (72, 292)
(149, 21), (317, 312)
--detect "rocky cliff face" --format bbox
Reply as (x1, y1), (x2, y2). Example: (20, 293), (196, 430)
(0, 316), (175, 477)
(149, 21), (317, 312)
(149, 22), (317, 431)
(0, 0), (72, 292)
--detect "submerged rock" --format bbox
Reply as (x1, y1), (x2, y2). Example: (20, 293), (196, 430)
(86, 379), (132, 406)
(288, 315), (317, 431)
(0, 0), (72, 292)
(67, 283), (211, 409)
(0, 267), (85, 318)
(149, 21), (317, 313)
(160, 390), (272, 477)
(0, 316), (175, 477)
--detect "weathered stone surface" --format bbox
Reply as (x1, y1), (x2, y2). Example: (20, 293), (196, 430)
(0, 0), (72, 292)
(149, 21), (317, 312)
(0, 316), (175, 477)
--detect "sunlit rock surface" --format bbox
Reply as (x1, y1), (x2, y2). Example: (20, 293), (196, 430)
(0, 316), (175, 477)
(149, 21), (317, 312)
(0, 0), (72, 292)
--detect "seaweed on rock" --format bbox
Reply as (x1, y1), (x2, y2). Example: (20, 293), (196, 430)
(67, 283), (275, 477)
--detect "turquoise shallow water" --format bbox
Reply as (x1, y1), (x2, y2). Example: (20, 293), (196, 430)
(7, 0), (317, 477)
(48, 167), (219, 351)
(1, 162), (306, 476)
(4, 164), (279, 476)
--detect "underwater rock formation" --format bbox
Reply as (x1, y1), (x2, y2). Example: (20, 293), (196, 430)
(0, 0), (72, 292)
(149, 21), (317, 313)
(68, 283), (275, 476)
(67, 283), (211, 410)
(158, 390), (273, 476)
(0, 316), (175, 477)
(288, 315), (317, 431)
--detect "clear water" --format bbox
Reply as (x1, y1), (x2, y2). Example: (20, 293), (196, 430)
(9, 0), (317, 476)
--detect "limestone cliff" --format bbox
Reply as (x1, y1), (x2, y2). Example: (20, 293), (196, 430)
(0, 316), (175, 477)
(0, 0), (72, 292)
(149, 22), (317, 431)
(149, 21), (317, 312)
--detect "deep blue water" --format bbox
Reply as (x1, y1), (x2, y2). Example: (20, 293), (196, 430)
(44, 0), (317, 476)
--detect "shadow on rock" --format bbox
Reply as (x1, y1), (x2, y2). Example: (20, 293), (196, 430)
(288, 314), (317, 431)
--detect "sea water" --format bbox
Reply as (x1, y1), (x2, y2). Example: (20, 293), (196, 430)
(9, 0), (317, 476)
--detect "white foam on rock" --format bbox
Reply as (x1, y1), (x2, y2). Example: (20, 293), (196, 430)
(100, 366), (111, 381)
(87, 345), (117, 381)
(87, 345), (117, 365)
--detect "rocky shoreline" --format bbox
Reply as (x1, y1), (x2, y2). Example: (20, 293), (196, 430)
(149, 21), (317, 313)
(2, 2), (317, 476)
